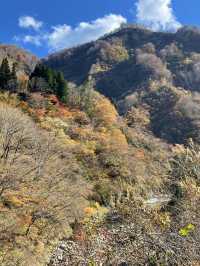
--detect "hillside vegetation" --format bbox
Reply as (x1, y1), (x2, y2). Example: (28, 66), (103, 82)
(44, 25), (200, 146)
(0, 25), (199, 266)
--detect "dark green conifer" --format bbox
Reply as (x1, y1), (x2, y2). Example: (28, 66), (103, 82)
(56, 72), (68, 103)
(0, 58), (11, 89)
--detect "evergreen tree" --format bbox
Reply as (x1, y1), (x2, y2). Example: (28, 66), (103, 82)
(46, 68), (54, 89)
(0, 58), (11, 89)
(8, 62), (18, 91)
(56, 72), (68, 103)
(11, 62), (17, 80)
(30, 63), (68, 101)
(1, 58), (10, 77)
(31, 64), (55, 92)
(30, 63), (45, 79)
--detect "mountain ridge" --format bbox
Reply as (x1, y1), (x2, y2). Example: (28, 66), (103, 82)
(0, 24), (199, 266)
(43, 25), (200, 100)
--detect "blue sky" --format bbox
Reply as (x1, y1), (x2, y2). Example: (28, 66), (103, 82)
(0, 0), (199, 57)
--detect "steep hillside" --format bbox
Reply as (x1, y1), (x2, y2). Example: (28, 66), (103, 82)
(43, 25), (200, 100)
(43, 25), (200, 145)
(0, 86), (199, 266)
(0, 25), (199, 266)
(0, 44), (38, 77)
(0, 88), (178, 266)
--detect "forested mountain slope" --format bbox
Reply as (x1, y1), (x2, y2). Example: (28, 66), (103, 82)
(43, 25), (200, 145)
(44, 25), (200, 99)
(0, 25), (199, 266)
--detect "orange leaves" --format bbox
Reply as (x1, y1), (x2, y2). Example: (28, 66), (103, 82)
(134, 149), (145, 160)
(18, 214), (33, 228)
(56, 106), (72, 118)
(92, 95), (118, 127)
(95, 127), (128, 153)
(109, 128), (128, 151)
(35, 108), (46, 119)
(84, 206), (96, 216)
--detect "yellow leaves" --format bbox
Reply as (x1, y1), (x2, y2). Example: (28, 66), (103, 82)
(74, 142), (96, 160)
(2, 192), (40, 209)
(159, 212), (171, 228)
(179, 224), (195, 237)
(69, 127), (94, 141)
(84, 202), (108, 219)
(44, 107), (128, 155)
(97, 126), (108, 134)
(33, 218), (48, 231)
(94, 127), (128, 153)
(83, 203), (108, 238)
(3, 194), (24, 208)
(91, 63), (110, 74)
(41, 117), (69, 131)
(109, 128), (128, 151)
(152, 211), (171, 229)
(95, 127), (128, 154)
(92, 95), (118, 127)
(88, 258), (97, 266)
(34, 241), (45, 255)
(83, 203), (109, 236)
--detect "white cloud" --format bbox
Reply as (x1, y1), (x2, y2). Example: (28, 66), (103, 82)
(19, 16), (43, 31)
(136, 0), (182, 32)
(47, 14), (126, 50)
(16, 14), (126, 51)
(22, 35), (42, 46)
(14, 35), (42, 47)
